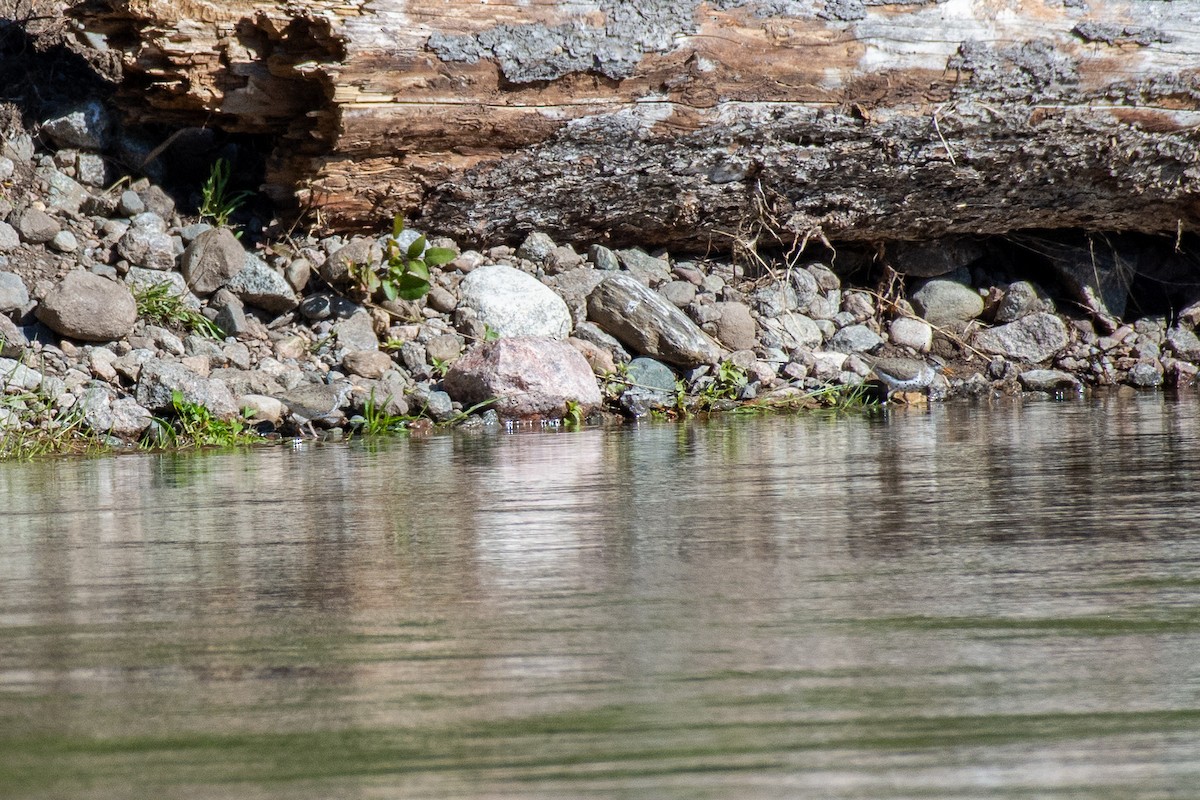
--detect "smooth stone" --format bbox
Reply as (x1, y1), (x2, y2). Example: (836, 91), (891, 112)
(117, 225), (176, 270)
(911, 279), (984, 326)
(750, 280), (799, 318)
(0, 315), (28, 357)
(342, 349), (394, 379)
(180, 228), (246, 295)
(659, 280), (698, 308)
(588, 244), (620, 271)
(444, 336), (602, 419)
(458, 264), (572, 339)
(37, 271), (137, 342)
(425, 333), (463, 363)
(616, 247), (672, 286)
(14, 207), (59, 244)
(620, 356), (676, 416)
(995, 280), (1051, 323)
(973, 312), (1070, 364)
(1018, 369), (1082, 393)
(759, 313), (823, 350)
(238, 394), (286, 426)
(889, 317), (933, 352)
(49, 230), (78, 253)
(516, 231), (556, 262)
(713, 301), (757, 351)
(587, 273), (721, 368)
(568, 337), (617, 375)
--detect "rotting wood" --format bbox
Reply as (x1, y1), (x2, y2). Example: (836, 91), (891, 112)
(68, 0), (1200, 251)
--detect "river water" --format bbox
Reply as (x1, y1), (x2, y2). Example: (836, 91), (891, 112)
(3, 393), (1200, 799)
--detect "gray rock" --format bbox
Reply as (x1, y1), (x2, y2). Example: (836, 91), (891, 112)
(516, 231), (557, 262)
(42, 100), (112, 149)
(546, 244), (582, 274)
(399, 341), (428, 374)
(426, 333), (462, 363)
(973, 312), (1069, 363)
(139, 185), (175, 220)
(0, 222), (19, 251)
(790, 269), (820, 312)
(828, 323), (884, 353)
(238, 394), (286, 426)
(75, 152), (108, 187)
(180, 228), (245, 295)
(322, 237), (379, 286)
(589, 244), (620, 271)
(42, 170), (87, 215)
(124, 267), (194, 307)
(713, 302), (757, 351)
(117, 223), (176, 270)
(0, 157), (12, 180)
(37, 271), (137, 342)
(1018, 369), (1081, 393)
(333, 310), (380, 352)
(117, 190), (145, 217)
(616, 248), (672, 286)
(213, 294), (249, 338)
(659, 280), (697, 308)
(225, 253), (298, 313)
(911, 279), (984, 325)
(1126, 361), (1164, 388)
(1165, 326), (1200, 361)
(0, 357), (44, 391)
(0, 272), (29, 312)
(410, 386), (455, 421)
(573, 321), (631, 362)
(995, 280), (1051, 323)
(444, 336), (602, 419)
(426, 285), (457, 314)
(587, 273), (721, 367)
(136, 358), (241, 418)
(14, 208), (60, 244)
(891, 237), (984, 278)
(620, 356), (676, 416)
(0, 315), (28, 357)
(458, 264), (572, 339)
(541, 266), (606, 326)
(749, 281), (798, 318)
(342, 350), (394, 379)
(78, 385), (153, 438)
(49, 230), (78, 253)
(889, 317), (933, 352)
(759, 313), (823, 350)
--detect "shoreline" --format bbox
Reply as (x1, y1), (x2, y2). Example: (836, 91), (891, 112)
(4, 111), (1200, 459)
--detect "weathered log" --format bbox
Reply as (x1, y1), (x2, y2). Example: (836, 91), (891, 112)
(68, 0), (1200, 251)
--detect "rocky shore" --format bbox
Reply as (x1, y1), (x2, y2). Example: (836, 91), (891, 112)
(3, 99), (1200, 453)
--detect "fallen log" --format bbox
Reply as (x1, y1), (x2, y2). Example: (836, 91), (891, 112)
(68, 0), (1200, 251)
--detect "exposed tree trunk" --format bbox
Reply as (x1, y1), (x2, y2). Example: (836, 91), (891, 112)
(69, 0), (1200, 251)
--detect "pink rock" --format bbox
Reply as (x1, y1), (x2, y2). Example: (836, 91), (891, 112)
(444, 336), (602, 419)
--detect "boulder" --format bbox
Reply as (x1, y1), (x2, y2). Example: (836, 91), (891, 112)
(444, 336), (602, 419)
(41, 100), (112, 150)
(0, 272), (29, 313)
(587, 273), (721, 367)
(712, 301), (757, 351)
(37, 271), (137, 342)
(458, 264), (572, 339)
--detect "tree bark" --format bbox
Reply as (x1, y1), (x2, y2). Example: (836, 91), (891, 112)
(69, 0), (1200, 251)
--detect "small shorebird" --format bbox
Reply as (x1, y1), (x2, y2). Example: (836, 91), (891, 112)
(281, 381), (354, 437)
(859, 355), (942, 398)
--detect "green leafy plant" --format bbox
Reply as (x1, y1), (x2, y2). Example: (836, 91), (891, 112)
(483, 324), (500, 343)
(199, 158), (253, 229)
(563, 399), (584, 427)
(353, 217), (456, 303)
(155, 390), (257, 448)
(134, 282), (224, 339)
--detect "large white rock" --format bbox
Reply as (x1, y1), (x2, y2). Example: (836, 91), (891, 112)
(444, 336), (601, 419)
(457, 264), (572, 339)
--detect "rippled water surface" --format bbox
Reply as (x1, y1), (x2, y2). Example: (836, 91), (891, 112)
(4, 393), (1200, 798)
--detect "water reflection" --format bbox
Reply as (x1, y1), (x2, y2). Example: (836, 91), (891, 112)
(2, 393), (1200, 798)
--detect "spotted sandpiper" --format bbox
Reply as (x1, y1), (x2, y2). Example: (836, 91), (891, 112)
(859, 355), (942, 397)
(279, 381), (355, 437)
